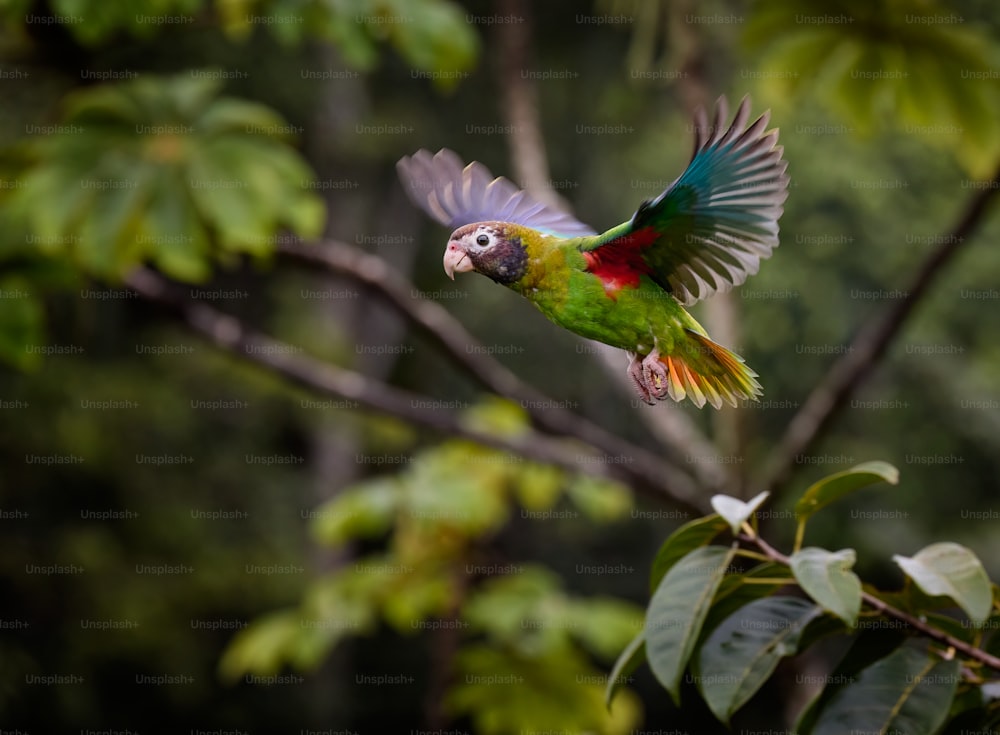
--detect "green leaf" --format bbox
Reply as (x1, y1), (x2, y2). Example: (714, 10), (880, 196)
(711, 491), (770, 535)
(462, 567), (564, 647)
(318, 0), (380, 69)
(646, 545), (735, 704)
(220, 567), (381, 677)
(461, 397), (530, 436)
(217, 610), (303, 681)
(20, 163), (94, 246)
(565, 475), (632, 522)
(310, 478), (400, 545)
(196, 97), (291, 137)
(795, 461), (899, 521)
(796, 613), (852, 653)
(804, 643), (960, 735)
(648, 514), (729, 593)
(512, 464), (564, 511)
(605, 629), (645, 709)
(301, 572), (380, 657)
(281, 192), (327, 242)
(694, 596), (822, 724)
(795, 628), (908, 734)
(700, 562), (792, 639)
(407, 445), (510, 536)
(187, 142), (272, 245)
(446, 643), (641, 735)
(381, 566), (454, 631)
(790, 547), (862, 626)
(76, 163), (153, 277)
(939, 688), (993, 735)
(893, 542), (992, 624)
(142, 170), (211, 282)
(380, 0), (479, 87)
(63, 79), (145, 123)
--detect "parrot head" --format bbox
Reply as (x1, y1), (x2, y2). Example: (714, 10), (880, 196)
(443, 222), (528, 285)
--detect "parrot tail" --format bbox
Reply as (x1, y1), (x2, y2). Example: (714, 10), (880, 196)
(659, 330), (762, 409)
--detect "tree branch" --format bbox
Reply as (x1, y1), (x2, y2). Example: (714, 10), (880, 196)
(758, 163), (1000, 496)
(125, 266), (710, 514)
(279, 239), (710, 510)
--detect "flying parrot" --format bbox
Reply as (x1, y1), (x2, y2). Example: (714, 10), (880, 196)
(396, 96), (788, 408)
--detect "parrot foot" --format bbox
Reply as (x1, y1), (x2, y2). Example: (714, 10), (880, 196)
(627, 350), (670, 404)
(627, 352), (655, 405)
(641, 348), (672, 401)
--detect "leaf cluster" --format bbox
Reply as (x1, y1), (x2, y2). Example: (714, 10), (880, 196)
(609, 462), (1000, 733)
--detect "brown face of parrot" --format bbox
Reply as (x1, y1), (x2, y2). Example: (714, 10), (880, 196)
(443, 223), (528, 285)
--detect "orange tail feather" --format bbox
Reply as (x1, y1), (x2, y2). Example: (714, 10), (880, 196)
(660, 330), (762, 409)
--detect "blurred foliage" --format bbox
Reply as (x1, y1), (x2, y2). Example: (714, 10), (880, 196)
(222, 400), (643, 734)
(745, 0), (1000, 176)
(0, 0), (477, 77)
(7, 74), (324, 282)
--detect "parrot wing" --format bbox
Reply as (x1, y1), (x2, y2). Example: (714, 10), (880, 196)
(396, 148), (597, 238)
(580, 96), (789, 305)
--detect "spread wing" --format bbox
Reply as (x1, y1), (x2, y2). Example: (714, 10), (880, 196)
(396, 148), (597, 238)
(580, 96), (789, 305)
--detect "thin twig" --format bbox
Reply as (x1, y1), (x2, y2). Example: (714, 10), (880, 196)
(741, 532), (1000, 672)
(758, 162), (1000, 496)
(859, 593), (1000, 672)
(125, 266), (710, 514)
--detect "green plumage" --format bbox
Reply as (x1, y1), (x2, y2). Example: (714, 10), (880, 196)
(506, 224), (693, 354)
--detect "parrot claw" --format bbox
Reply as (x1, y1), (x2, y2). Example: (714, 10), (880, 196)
(628, 361), (654, 405)
(641, 348), (671, 400)
(627, 352), (656, 405)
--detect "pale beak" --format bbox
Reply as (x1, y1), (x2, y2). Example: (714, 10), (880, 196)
(443, 241), (474, 280)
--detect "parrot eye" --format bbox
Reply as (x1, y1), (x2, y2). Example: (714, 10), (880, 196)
(476, 234), (491, 246)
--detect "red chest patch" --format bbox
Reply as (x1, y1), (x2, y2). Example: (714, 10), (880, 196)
(582, 226), (658, 298)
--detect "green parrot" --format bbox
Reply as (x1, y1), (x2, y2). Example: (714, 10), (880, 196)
(397, 96), (788, 408)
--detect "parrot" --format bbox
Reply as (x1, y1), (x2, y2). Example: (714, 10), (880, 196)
(396, 96), (788, 408)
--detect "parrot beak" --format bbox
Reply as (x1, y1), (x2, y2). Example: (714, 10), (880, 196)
(443, 241), (474, 280)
